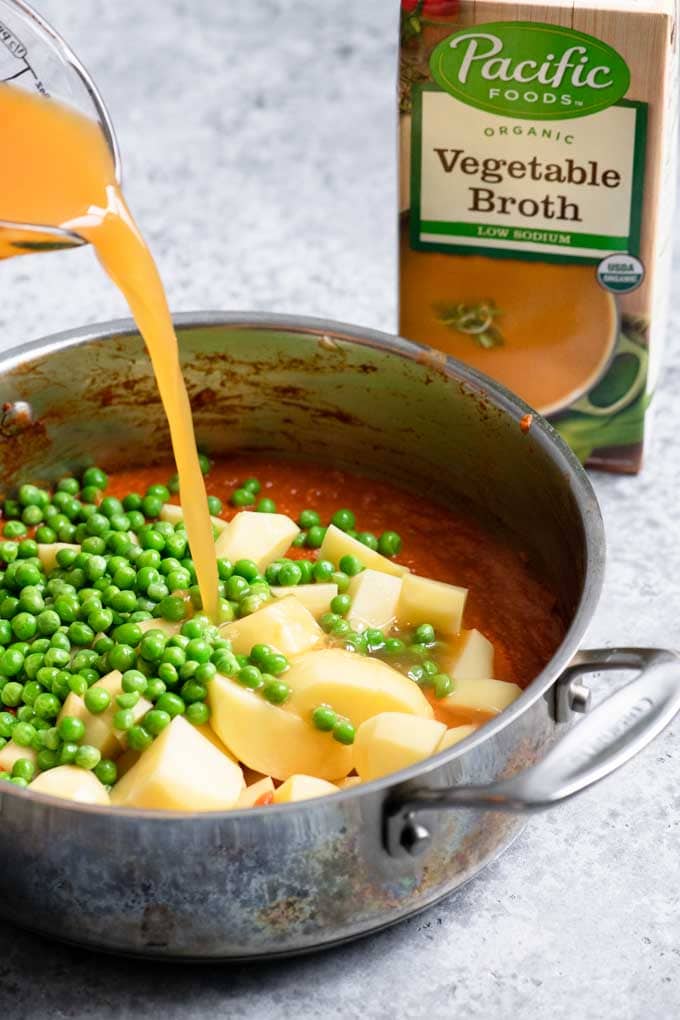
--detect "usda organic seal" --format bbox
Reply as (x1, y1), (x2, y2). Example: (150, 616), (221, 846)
(596, 254), (644, 293)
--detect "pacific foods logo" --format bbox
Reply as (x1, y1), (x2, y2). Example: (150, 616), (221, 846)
(430, 22), (630, 120)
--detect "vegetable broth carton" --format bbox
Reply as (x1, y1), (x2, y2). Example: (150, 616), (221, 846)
(398, 0), (678, 471)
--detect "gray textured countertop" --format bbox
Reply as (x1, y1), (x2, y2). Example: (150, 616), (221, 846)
(0, 1), (679, 1017)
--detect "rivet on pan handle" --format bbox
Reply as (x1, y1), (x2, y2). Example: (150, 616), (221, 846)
(384, 648), (680, 858)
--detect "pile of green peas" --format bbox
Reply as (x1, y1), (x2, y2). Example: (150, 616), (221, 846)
(311, 704), (356, 745)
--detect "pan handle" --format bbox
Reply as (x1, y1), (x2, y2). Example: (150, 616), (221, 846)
(384, 648), (680, 857)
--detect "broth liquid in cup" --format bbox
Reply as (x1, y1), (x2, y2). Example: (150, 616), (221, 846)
(0, 85), (220, 618)
(398, 0), (678, 472)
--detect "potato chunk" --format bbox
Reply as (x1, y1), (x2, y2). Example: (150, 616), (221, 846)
(30, 766), (109, 805)
(442, 677), (522, 720)
(208, 673), (353, 781)
(0, 740), (38, 774)
(273, 775), (338, 804)
(397, 574), (467, 636)
(37, 542), (80, 572)
(443, 629), (494, 681)
(271, 583), (337, 619)
(214, 511), (299, 570)
(111, 715), (244, 811)
(285, 649), (433, 725)
(347, 569), (402, 632)
(160, 503), (228, 534)
(437, 724), (479, 751)
(58, 670), (152, 758)
(219, 596), (323, 657)
(319, 525), (408, 578)
(236, 776), (275, 808)
(353, 713), (447, 781)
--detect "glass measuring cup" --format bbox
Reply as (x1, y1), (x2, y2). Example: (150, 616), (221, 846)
(0, 0), (120, 257)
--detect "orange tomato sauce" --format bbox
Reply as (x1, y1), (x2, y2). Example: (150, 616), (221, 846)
(107, 455), (566, 711)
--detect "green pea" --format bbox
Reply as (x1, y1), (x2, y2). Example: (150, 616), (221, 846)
(82, 467), (108, 490)
(277, 562), (302, 587)
(194, 661), (216, 684)
(241, 477), (260, 495)
(158, 595), (186, 622)
(88, 607), (113, 632)
(0, 620), (11, 646)
(331, 618), (352, 638)
(184, 638), (210, 664)
(15, 705), (34, 724)
(139, 630), (167, 662)
(36, 749), (59, 771)
(320, 612), (341, 634)
(357, 531), (379, 551)
(298, 509), (320, 529)
(68, 621), (95, 647)
(261, 652), (288, 676)
(165, 533), (188, 559)
(122, 670), (148, 695)
(332, 719), (356, 745)
(265, 563), (282, 586)
(33, 693), (61, 720)
(198, 453), (211, 475)
(331, 571), (350, 594)
(68, 675), (89, 697)
(140, 708), (169, 736)
(313, 560), (335, 582)
(4, 520), (27, 539)
(35, 525), (57, 544)
(256, 497), (276, 513)
(127, 510), (145, 530)
(12, 758), (36, 782)
(112, 623), (142, 648)
(0, 541), (18, 563)
(12, 721), (36, 747)
(116, 691), (140, 710)
(113, 708), (134, 732)
(292, 532), (307, 548)
(233, 559), (259, 582)
(312, 705), (337, 731)
(126, 725), (152, 752)
(145, 678), (166, 701)
(0, 651), (24, 679)
(225, 575), (249, 601)
(16, 562), (42, 587)
(22, 505), (43, 527)
(330, 594), (352, 616)
(0, 712), (16, 738)
(238, 665), (263, 689)
(339, 555), (363, 577)
(306, 525), (326, 549)
(94, 759), (118, 786)
(75, 744), (101, 770)
(84, 687), (111, 714)
(185, 701), (210, 725)
(433, 674), (454, 698)
(155, 692), (185, 718)
(423, 659), (439, 678)
(378, 531), (402, 557)
(384, 637), (406, 656)
(122, 493), (142, 512)
(231, 488), (255, 508)
(11, 612), (37, 641)
(58, 716), (85, 742)
(205, 495), (222, 515)
(263, 679), (291, 705)
(331, 509), (355, 532)
(58, 741), (78, 764)
(413, 623), (436, 645)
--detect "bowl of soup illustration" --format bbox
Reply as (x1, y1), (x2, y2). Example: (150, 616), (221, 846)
(399, 221), (619, 418)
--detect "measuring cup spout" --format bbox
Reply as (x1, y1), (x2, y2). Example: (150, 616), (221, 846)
(0, 220), (87, 259)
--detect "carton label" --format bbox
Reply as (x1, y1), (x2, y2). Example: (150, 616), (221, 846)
(411, 86), (646, 261)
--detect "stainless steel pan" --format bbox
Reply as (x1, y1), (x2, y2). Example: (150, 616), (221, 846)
(0, 313), (677, 959)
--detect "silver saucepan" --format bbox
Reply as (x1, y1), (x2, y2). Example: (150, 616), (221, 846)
(0, 313), (677, 959)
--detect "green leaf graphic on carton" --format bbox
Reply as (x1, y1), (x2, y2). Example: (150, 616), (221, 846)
(430, 22), (630, 120)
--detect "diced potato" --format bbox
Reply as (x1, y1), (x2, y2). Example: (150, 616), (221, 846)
(336, 775), (362, 791)
(58, 670), (152, 758)
(437, 724), (479, 751)
(442, 677), (522, 719)
(195, 722), (237, 762)
(37, 542), (80, 572)
(111, 715), (244, 811)
(397, 574), (468, 637)
(285, 649), (433, 726)
(271, 583), (337, 619)
(160, 503), (228, 534)
(214, 511), (299, 570)
(319, 526), (408, 578)
(30, 766), (109, 806)
(347, 569), (402, 632)
(0, 740), (38, 774)
(208, 673), (353, 781)
(353, 713), (448, 781)
(273, 775), (338, 804)
(219, 596), (323, 658)
(443, 629), (494, 681)
(236, 776), (276, 808)
(137, 618), (182, 637)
